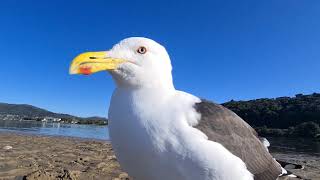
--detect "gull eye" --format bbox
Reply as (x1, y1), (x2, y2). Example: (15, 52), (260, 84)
(137, 46), (147, 54)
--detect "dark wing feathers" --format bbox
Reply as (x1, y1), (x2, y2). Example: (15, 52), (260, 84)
(194, 99), (282, 180)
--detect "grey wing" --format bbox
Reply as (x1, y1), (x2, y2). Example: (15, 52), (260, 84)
(194, 99), (282, 180)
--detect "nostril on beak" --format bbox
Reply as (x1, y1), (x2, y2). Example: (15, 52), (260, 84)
(89, 57), (97, 59)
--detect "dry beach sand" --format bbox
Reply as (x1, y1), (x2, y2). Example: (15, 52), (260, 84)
(0, 132), (319, 180)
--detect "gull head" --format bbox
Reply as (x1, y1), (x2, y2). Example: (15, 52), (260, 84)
(70, 37), (174, 89)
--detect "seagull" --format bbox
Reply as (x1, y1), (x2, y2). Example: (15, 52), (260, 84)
(69, 37), (297, 180)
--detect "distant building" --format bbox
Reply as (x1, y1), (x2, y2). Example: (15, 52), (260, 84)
(0, 114), (21, 121)
(42, 117), (62, 122)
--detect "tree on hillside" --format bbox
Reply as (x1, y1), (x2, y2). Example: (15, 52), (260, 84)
(223, 93), (320, 129)
(290, 121), (320, 138)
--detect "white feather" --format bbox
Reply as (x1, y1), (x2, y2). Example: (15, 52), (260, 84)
(106, 37), (253, 180)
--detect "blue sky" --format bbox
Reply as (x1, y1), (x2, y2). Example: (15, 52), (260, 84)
(0, 0), (320, 117)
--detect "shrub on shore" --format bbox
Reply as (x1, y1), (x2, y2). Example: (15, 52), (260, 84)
(255, 121), (320, 140)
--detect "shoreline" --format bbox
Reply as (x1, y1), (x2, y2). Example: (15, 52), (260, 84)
(0, 130), (110, 143)
(0, 132), (319, 180)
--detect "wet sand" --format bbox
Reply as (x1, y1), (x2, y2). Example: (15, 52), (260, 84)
(272, 152), (320, 180)
(0, 132), (127, 180)
(0, 132), (319, 180)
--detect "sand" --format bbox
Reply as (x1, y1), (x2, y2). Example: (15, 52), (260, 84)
(0, 132), (127, 180)
(273, 152), (320, 180)
(0, 132), (319, 180)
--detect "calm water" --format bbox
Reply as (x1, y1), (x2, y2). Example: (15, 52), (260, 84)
(0, 120), (319, 155)
(0, 120), (109, 140)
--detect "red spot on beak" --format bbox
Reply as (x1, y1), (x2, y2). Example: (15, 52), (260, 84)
(79, 67), (92, 75)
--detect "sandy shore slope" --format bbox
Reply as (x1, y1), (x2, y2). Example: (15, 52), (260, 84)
(0, 132), (319, 180)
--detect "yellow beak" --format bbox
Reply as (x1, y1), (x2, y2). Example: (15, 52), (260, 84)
(69, 51), (127, 75)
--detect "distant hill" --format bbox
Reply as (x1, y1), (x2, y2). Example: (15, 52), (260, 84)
(223, 93), (320, 138)
(223, 93), (320, 128)
(0, 102), (107, 124)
